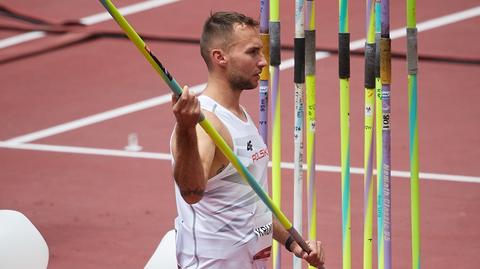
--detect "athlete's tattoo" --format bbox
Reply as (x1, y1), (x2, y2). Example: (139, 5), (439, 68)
(216, 164), (227, 174)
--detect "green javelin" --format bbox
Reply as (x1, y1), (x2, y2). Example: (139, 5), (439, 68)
(363, 0), (376, 268)
(305, 1), (317, 269)
(98, 0), (312, 254)
(407, 0), (421, 268)
(339, 0), (351, 268)
(270, 0), (283, 268)
(374, 1), (384, 268)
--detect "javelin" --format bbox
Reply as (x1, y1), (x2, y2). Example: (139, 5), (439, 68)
(339, 0), (351, 268)
(293, 0), (305, 268)
(407, 0), (421, 268)
(98, 0), (311, 254)
(305, 1), (317, 269)
(374, 1), (385, 268)
(258, 0), (269, 143)
(269, 0), (283, 267)
(380, 0), (392, 267)
(363, 0), (376, 268)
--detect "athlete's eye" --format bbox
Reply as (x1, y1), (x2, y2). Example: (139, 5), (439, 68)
(247, 48), (260, 55)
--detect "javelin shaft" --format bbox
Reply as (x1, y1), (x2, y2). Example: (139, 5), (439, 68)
(98, 0), (311, 254)
(293, 0), (305, 268)
(259, 0), (269, 143)
(407, 0), (421, 268)
(363, 0), (376, 269)
(374, 1), (384, 269)
(305, 1), (317, 269)
(339, 0), (351, 268)
(269, 0), (283, 267)
(380, 0), (392, 267)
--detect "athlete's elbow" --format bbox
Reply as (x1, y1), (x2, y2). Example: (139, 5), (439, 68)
(182, 195), (203, 204)
(180, 188), (205, 204)
(174, 172), (206, 204)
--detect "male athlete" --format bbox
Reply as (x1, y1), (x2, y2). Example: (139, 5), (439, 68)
(171, 11), (325, 269)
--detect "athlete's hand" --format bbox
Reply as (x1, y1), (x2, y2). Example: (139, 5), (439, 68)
(291, 239), (326, 269)
(172, 85), (201, 130)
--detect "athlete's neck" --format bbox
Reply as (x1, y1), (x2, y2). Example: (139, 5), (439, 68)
(203, 74), (245, 120)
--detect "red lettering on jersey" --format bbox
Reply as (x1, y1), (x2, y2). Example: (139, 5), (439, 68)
(252, 148), (269, 162)
(253, 246), (272, 260)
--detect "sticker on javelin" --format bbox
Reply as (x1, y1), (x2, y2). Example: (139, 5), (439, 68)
(145, 45), (173, 81)
(367, 89), (374, 98)
(259, 85), (268, 113)
(365, 104), (373, 116)
(310, 120), (316, 131)
(382, 112), (391, 130)
(382, 91), (390, 99)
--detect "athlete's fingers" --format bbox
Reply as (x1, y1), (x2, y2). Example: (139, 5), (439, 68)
(174, 86), (194, 110)
(313, 240), (325, 268)
(300, 240), (326, 268)
(290, 240), (307, 259)
(171, 85), (188, 106)
(317, 241), (325, 264)
(172, 85), (201, 128)
(307, 240), (318, 258)
(171, 93), (178, 106)
(177, 85), (190, 104)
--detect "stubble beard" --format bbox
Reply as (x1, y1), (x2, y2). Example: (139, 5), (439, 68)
(227, 72), (258, 91)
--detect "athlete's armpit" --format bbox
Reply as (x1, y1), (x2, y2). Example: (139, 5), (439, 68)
(216, 164), (227, 175)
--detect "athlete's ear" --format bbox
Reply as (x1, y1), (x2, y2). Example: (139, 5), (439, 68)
(212, 48), (227, 66)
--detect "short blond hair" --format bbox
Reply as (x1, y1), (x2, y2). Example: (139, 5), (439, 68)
(200, 12), (259, 70)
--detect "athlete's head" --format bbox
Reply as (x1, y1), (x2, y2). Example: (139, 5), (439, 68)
(200, 12), (266, 90)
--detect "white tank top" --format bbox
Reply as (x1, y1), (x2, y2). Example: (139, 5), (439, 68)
(173, 95), (272, 267)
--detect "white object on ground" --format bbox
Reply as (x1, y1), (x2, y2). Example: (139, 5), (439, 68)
(125, 133), (143, 152)
(0, 210), (49, 269)
(144, 229), (177, 269)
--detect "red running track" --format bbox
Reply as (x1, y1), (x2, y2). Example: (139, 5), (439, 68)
(1, 0), (480, 268)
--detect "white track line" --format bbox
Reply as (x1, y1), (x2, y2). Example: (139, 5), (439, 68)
(6, 6), (480, 144)
(79, 0), (180, 25)
(4, 84), (205, 145)
(391, 5), (480, 39)
(2, 6), (480, 184)
(0, 142), (172, 160)
(281, 5), (480, 69)
(0, 31), (46, 50)
(0, 142), (478, 184)
(0, 0), (180, 49)
(4, 94), (170, 144)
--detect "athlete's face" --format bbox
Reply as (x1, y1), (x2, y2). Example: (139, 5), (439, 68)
(225, 24), (267, 91)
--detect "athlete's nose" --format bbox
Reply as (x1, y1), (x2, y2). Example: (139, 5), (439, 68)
(258, 53), (267, 69)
